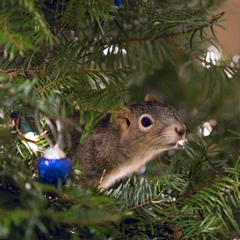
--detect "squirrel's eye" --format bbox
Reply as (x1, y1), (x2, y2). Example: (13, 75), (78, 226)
(141, 117), (153, 128)
(139, 114), (154, 130)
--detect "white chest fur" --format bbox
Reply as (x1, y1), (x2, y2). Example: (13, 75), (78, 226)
(99, 152), (156, 189)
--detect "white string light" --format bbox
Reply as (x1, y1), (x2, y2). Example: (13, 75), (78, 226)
(202, 45), (221, 69)
(103, 45), (127, 55)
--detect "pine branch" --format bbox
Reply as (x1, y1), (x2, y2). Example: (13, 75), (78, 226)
(121, 11), (225, 43)
(107, 143), (240, 238)
(0, 66), (135, 78)
(0, 19), (24, 53)
(0, 0), (240, 239)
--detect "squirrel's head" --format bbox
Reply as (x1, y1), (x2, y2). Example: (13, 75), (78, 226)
(114, 95), (186, 156)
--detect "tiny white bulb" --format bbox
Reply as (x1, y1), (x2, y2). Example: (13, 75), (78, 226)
(25, 183), (31, 190)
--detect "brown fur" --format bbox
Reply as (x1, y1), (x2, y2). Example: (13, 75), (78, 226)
(69, 96), (186, 189)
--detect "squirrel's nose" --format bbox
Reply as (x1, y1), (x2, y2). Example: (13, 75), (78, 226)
(175, 126), (186, 137)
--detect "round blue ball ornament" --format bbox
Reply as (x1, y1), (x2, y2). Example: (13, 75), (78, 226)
(38, 147), (73, 185)
(115, 0), (121, 7)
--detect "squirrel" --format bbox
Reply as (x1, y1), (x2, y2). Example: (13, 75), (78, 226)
(69, 95), (186, 190)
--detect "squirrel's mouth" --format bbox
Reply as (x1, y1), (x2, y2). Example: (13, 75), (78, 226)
(167, 138), (187, 150)
(175, 138), (188, 150)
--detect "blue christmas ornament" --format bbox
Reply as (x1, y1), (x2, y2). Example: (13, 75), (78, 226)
(115, 0), (121, 7)
(38, 147), (73, 185)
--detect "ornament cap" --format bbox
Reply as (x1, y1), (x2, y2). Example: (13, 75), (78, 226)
(43, 146), (66, 160)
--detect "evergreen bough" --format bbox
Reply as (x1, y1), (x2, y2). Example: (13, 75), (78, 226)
(0, 0), (239, 239)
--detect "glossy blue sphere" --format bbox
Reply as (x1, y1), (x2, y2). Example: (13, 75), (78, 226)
(115, 0), (121, 7)
(38, 157), (73, 185)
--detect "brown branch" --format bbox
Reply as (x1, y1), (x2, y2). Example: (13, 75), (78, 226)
(7, 93), (74, 126)
(36, 76), (69, 95)
(0, 66), (136, 79)
(45, 66), (135, 74)
(0, 18), (24, 51)
(126, 166), (240, 229)
(128, 167), (226, 212)
(129, 193), (163, 211)
(124, 11), (225, 44)
(163, 167), (226, 209)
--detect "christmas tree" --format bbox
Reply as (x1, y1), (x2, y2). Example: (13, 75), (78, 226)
(0, 0), (239, 239)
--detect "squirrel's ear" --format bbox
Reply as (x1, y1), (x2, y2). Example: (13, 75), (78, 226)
(114, 105), (132, 132)
(145, 95), (159, 102)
